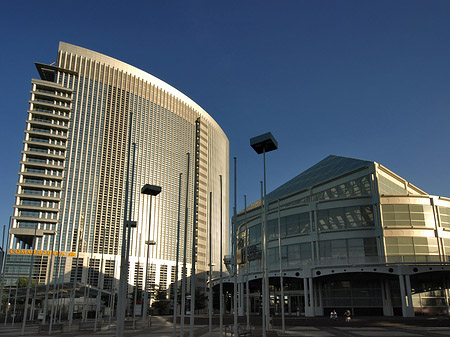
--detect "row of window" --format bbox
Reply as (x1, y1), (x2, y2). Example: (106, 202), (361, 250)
(317, 205), (374, 231)
(267, 242), (312, 269)
(32, 116), (68, 127)
(382, 204), (435, 227)
(34, 97), (70, 108)
(30, 127), (67, 137)
(385, 236), (439, 256)
(239, 205), (375, 247)
(280, 175), (372, 209)
(28, 147), (65, 156)
(32, 106), (69, 117)
(22, 188), (60, 197)
(23, 178), (61, 187)
(29, 136), (66, 147)
(21, 199), (59, 208)
(378, 174), (408, 195)
(439, 207), (450, 229)
(312, 175), (371, 201)
(240, 237), (378, 269)
(26, 167), (62, 176)
(26, 157), (64, 166)
(19, 210), (57, 219)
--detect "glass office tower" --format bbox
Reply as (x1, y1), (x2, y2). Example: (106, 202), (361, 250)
(5, 43), (229, 306)
(233, 155), (450, 317)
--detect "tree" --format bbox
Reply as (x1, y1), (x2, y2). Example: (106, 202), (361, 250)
(194, 288), (206, 313)
(17, 277), (37, 288)
(152, 289), (170, 315)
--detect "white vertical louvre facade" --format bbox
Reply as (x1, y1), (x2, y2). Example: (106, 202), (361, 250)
(6, 42), (229, 297)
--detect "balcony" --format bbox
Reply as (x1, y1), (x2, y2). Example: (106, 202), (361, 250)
(9, 227), (56, 246)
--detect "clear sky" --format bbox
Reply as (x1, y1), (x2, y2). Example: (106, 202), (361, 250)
(1, 0), (449, 245)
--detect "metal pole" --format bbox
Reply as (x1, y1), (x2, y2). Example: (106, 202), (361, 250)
(82, 252), (90, 323)
(30, 255), (43, 320)
(278, 200), (285, 334)
(94, 241), (105, 332)
(108, 257), (115, 330)
(133, 233), (141, 329)
(12, 282), (18, 326)
(50, 232), (64, 333)
(125, 143), (137, 319)
(42, 233), (56, 325)
(190, 119), (200, 337)
(260, 181), (266, 337)
(4, 284), (11, 325)
(219, 175), (223, 337)
(83, 222), (95, 324)
(244, 196), (250, 330)
(95, 203), (108, 332)
(21, 220), (40, 335)
(208, 191), (212, 337)
(116, 109), (133, 337)
(173, 173), (182, 337)
(180, 153), (190, 337)
(263, 149), (270, 332)
(0, 224), (6, 314)
(233, 158), (238, 336)
(143, 195), (153, 328)
(68, 213), (84, 331)
(0, 218), (12, 321)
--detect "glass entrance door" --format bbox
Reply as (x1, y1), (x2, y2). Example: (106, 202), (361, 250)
(289, 295), (304, 315)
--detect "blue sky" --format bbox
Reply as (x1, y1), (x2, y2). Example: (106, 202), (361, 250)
(1, 0), (450, 244)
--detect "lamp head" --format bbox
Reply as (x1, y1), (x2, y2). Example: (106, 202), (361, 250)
(141, 184), (162, 196)
(250, 132), (278, 154)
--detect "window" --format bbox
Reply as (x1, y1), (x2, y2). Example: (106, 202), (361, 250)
(248, 224), (261, 245)
(385, 236), (439, 263)
(378, 174), (407, 195)
(382, 204), (434, 228)
(312, 175), (371, 201)
(439, 207), (450, 229)
(318, 206), (374, 232)
(21, 199), (41, 206)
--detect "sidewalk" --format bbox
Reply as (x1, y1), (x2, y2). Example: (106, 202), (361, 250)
(0, 315), (448, 337)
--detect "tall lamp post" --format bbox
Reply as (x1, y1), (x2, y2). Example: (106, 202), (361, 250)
(250, 132), (278, 336)
(141, 184), (161, 328)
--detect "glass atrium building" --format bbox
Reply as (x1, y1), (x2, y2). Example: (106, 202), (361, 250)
(5, 42), (229, 305)
(233, 155), (450, 317)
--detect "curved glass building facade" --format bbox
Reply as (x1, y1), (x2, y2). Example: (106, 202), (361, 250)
(233, 155), (450, 317)
(5, 42), (229, 305)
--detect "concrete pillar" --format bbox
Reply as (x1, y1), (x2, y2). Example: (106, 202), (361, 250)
(404, 274), (415, 317)
(303, 278), (310, 316)
(238, 281), (244, 316)
(444, 278), (450, 316)
(315, 280), (324, 316)
(381, 279), (393, 316)
(399, 275), (407, 317)
(304, 277), (315, 317)
(399, 274), (414, 317)
(309, 277), (315, 316)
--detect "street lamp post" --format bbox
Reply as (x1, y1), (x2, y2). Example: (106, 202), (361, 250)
(233, 158), (238, 337)
(141, 184), (161, 328)
(250, 132), (278, 336)
(208, 191), (213, 336)
(219, 175), (224, 336)
(244, 195), (250, 330)
(116, 134), (135, 337)
(277, 200), (285, 334)
(173, 173), (182, 337)
(21, 221), (40, 335)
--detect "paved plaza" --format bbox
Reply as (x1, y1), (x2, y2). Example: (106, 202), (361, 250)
(0, 316), (449, 337)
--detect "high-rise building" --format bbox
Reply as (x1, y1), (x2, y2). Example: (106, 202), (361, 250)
(5, 42), (229, 304)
